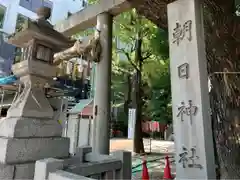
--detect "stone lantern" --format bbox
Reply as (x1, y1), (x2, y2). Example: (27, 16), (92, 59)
(0, 7), (73, 179)
(7, 7), (74, 118)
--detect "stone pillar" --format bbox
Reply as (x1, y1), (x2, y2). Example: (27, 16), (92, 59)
(93, 12), (113, 155)
(0, 69), (70, 180)
(167, 0), (216, 179)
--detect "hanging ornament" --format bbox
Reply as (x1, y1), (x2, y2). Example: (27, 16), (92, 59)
(87, 60), (91, 77)
(66, 61), (72, 76)
(72, 62), (78, 80)
(236, 0), (240, 16)
(58, 62), (64, 77)
(62, 61), (67, 77)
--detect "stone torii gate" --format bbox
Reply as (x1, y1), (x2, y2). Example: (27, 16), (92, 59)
(55, 0), (217, 179)
(55, 0), (132, 155)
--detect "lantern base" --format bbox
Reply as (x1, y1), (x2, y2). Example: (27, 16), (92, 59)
(7, 75), (54, 119)
(0, 116), (62, 138)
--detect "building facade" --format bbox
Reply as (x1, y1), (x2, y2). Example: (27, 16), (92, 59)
(0, 0), (87, 76)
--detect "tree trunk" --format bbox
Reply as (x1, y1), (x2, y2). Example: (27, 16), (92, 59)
(132, 37), (145, 154)
(203, 1), (240, 178)
(124, 74), (132, 115)
(130, 0), (240, 177)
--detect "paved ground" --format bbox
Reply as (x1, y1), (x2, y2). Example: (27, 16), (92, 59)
(110, 138), (175, 153)
(110, 138), (176, 179)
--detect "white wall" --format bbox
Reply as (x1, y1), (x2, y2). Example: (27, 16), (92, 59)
(66, 114), (91, 155)
(67, 114), (80, 155)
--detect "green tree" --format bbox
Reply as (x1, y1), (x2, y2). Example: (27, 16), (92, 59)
(87, 0), (99, 5)
(144, 60), (171, 124)
(145, 28), (172, 124)
(112, 60), (133, 107)
(111, 60), (133, 132)
(113, 9), (160, 153)
(150, 28), (169, 60)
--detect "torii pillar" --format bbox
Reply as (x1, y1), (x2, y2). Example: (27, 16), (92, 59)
(92, 12), (113, 154)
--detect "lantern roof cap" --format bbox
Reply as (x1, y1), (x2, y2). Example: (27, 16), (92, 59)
(8, 7), (74, 49)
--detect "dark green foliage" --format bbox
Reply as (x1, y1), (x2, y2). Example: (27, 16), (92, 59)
(148, 64), (172, 124)
(150, 28), (169, 60)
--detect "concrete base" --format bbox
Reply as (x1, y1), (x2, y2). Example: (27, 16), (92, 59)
(34, 158), (64, 180)
(0, 105), (70, 179)
(49, 170), (93, 180)
(0, 137), (69, 164)
(0, 117), (62, 138)
(0, 117), (70, 180)
(0, 135), (69, 180)
(0, 162), (35, 180)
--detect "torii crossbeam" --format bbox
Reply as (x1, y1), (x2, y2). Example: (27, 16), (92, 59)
(54, 0), (131, 35)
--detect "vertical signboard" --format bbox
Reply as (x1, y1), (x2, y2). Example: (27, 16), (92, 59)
(167, 0), (216, 179)
(128, 108), (136, 139)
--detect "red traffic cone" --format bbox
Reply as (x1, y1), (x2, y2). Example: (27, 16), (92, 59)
(142, 158), (150, 180)
(163, 155), (173, 179)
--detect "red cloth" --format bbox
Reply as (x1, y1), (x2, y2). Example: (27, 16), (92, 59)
(149, 121), (160, 132)
(142, 121), (167, 133)
(148, 121), (153, 132)
(153, 121), (160, 132)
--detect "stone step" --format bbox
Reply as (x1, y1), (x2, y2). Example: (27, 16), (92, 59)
(0, 137), (69, 164)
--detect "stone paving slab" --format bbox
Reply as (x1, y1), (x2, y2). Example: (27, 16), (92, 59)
(110, 138), (175, 154)
(131, 155), (176, 180)
(110, 139), (176, 180)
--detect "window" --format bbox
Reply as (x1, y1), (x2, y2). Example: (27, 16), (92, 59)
(82, 0), (87, 7)
(36, 44), (52, 63)
(0, 5), (6, 29)
(31, 0), (43, 13)
(19, 0), (31, 10)
(20, 0), (52, 13)
(15, 14), (27, 32)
